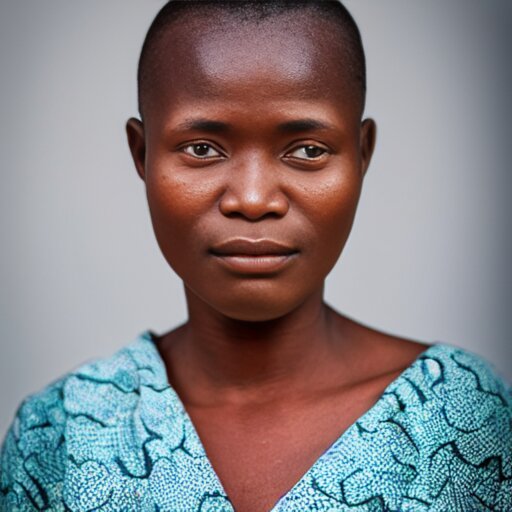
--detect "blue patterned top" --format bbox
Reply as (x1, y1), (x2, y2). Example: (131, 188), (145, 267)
(1, 331), (511, 511)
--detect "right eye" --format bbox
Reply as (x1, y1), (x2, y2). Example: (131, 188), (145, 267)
(182, 143), (223, 159)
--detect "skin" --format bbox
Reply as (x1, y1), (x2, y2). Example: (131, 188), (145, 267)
(126, 10), (429, 512)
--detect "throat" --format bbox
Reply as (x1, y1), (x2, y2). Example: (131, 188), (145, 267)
(159, 303), (348, 407)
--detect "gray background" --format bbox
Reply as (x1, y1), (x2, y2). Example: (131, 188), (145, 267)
(1, 1), (511, 440)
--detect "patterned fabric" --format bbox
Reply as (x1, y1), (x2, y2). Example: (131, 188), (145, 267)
(1, 331), (511, 511)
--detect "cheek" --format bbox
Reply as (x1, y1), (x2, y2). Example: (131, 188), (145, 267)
(145, 169), (217, 272)
(296, 169), (362, 266)
(148, 167), (215, 218)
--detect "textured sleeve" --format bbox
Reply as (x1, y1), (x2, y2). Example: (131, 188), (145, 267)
(0, 378), (68, 511)
(426, 348), (512, 511)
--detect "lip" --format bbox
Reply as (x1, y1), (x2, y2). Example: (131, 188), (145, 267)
(210, 238), (297, 256)
(209, 238), (299, 274)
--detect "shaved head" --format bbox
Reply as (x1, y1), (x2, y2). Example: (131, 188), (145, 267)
(137, 0), (366, 120)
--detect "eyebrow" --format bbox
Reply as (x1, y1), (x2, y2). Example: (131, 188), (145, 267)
(276, 119), (336, 133)
(173, 118), (229, 133)
(172, 117), (336, 134)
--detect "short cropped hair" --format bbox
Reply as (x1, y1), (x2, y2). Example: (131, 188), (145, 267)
(137, 0), (366, 118)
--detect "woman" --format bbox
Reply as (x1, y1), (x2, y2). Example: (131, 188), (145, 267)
(1, 1), (511, 511)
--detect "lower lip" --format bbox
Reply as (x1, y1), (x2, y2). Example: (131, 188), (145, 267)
(211, 253), (298, 274)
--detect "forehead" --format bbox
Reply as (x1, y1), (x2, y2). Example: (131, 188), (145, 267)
(143, 8), (359, 119)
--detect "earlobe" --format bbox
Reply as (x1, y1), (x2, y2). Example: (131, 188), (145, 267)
(360, 118), (377, 177)
(126, 118), (147, 181)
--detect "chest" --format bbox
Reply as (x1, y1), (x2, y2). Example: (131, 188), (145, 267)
(186, 382), (390, 512)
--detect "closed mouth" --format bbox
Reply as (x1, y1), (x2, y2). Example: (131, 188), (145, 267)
(209, 239), (299, 274)
(209, 238), (298, 257)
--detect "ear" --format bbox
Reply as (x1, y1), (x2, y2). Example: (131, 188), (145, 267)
(126, 117), (146, 181)
(360, 118), (377, 178)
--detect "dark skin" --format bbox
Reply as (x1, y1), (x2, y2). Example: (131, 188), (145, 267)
(126, 11), (429, 512)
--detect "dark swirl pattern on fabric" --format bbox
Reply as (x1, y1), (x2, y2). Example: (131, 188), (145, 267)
(1, 331), (511, 511)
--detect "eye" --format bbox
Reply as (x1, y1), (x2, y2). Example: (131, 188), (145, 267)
(182, 143), (223, 159)
(286, 144), (328, 160)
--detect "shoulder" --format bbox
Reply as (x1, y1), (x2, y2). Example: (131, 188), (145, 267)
(414, 342), (512, 417)
(405, 342), (512, 441)
(401, 342), (512, 510)
(0, 332), (153, 510)
(0, 373), (68, 510)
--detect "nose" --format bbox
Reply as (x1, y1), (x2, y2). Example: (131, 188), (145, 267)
(218, 154), (289, 220)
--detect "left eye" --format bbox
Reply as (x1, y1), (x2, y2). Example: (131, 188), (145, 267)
(287, 145), (328, 160)
(182, 143), (222, 159)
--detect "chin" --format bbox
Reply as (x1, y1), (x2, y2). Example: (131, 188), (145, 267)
(219, 307), (293, 323)
(209, 293), (306, 323)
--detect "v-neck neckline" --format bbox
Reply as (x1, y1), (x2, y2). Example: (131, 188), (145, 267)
(132, 329), (443, 511)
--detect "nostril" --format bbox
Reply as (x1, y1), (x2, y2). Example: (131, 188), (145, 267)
(218, 189), (289, 220)
(222, 210), (284, 221)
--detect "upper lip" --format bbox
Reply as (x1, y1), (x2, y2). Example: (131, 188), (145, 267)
(210, 238), (298, 256)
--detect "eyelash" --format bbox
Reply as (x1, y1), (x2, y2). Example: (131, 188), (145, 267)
(180, 142), (329, 161)
(285, 145), (329, 161)
(182, 143), (224, 159)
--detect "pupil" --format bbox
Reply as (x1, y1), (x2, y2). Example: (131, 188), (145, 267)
(305, 146), (322, 158)
(195, 144), (210, 156)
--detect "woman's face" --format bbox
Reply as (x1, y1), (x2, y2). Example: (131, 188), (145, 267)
(127, 13), (375, 322)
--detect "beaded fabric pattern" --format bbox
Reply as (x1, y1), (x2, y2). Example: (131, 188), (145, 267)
(1, 331), (511, 511)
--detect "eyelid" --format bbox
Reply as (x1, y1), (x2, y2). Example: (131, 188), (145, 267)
(283, 142), (331, 160)
(178, 140), (227, 159)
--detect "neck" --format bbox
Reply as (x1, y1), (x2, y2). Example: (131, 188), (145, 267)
(159, 286), (351, 406)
